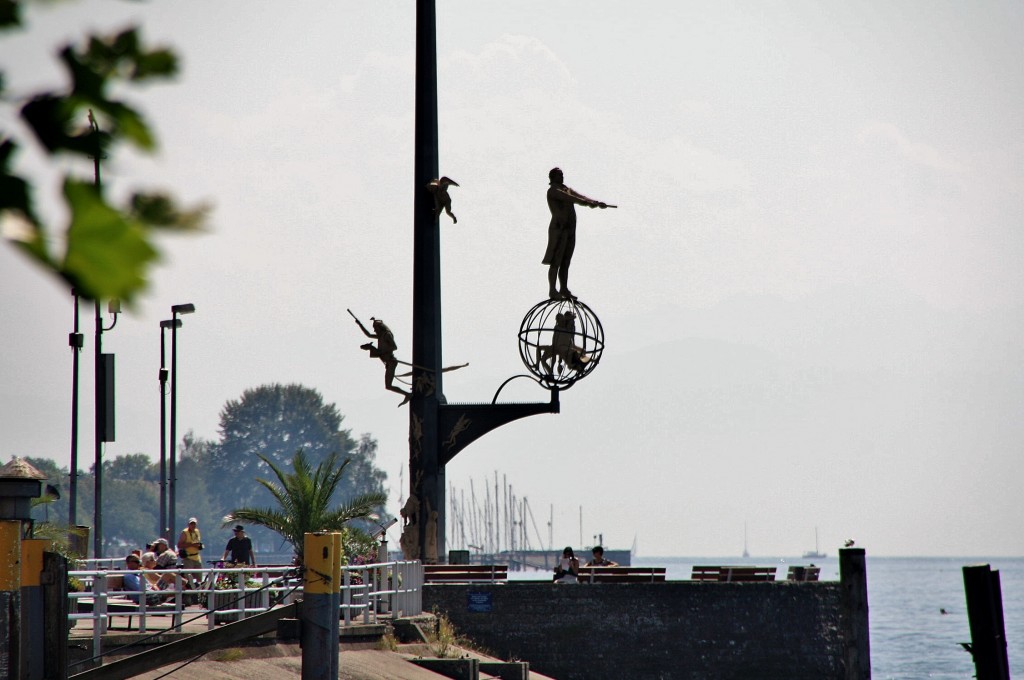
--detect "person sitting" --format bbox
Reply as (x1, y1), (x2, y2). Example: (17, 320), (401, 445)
(139, 552), (164, 589)
(122, 554), (167, 605)
(222, 525), (257, 567)
(152, 538), (180, 590)
(553, 546), (579, 583)
(586, 545), (618, 567)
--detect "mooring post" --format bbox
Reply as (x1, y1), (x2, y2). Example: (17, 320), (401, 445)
(0, 520), (21, 679)
(839, 547), (871, 680)
(301, 532), (338, 680)
(330, 532), (342, 680)
(20, 539), (47, 680)
(41, 551), (69, 680)
(963, 564), (1011, 680)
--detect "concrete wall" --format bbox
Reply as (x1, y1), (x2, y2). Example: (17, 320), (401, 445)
(424, 581), (847, 680)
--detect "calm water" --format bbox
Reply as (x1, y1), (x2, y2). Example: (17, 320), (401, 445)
(622, 555), (1022, 679)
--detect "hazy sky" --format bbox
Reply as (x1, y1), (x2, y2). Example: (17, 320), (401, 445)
(2, 1), (1022, 557)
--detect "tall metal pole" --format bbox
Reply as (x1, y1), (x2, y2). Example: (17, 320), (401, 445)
(168, 303), (194, 540)
(158, 321), (176, 539)
(411, 0), (444, 560)
(68, 289), (83, 527)
(93, 301), (103, 559)
(169, 319), (179, 541)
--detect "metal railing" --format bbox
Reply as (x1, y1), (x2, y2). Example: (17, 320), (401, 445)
(69, 560), (423, 652)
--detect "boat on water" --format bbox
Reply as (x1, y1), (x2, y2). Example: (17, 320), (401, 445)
(802, 527), (826, 559)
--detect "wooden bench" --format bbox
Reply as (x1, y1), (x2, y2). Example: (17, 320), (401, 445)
(691, 565), (777, 582)
(576, 566), (667, 583)
(423, 564), (508, 583)
(77, 596), (180, 630)
(786, 565), (821, 582)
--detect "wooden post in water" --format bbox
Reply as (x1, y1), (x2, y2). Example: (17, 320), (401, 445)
(963, 564), (1011, 680)
(839, 547), (871, 680)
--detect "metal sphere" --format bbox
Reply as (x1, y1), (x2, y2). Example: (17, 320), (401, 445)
(518, 298), (605, 389)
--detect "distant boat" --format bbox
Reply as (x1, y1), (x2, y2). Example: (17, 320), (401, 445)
(802, 527), (826, 559)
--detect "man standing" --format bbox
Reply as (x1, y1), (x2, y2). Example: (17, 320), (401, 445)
(543, 167), (613, 300)
(223, 524), (257, 567)
(177, 517), (203, 592)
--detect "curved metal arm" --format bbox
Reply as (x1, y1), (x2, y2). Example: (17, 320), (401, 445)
(491, 374), (549, 404)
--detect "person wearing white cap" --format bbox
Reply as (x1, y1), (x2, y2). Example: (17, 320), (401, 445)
(177, 517), (203, 595)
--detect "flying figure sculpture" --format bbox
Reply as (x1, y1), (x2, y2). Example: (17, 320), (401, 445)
(427, 176), (460, 224)
(349, 309), (412, 406)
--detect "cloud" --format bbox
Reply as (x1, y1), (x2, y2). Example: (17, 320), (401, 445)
(856, 121), (966, 174)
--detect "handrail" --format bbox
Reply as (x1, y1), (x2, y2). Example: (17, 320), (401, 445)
(69, 560), (424, 646)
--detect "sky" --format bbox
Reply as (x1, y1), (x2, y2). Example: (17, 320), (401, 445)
(1, 1), (1022, 558)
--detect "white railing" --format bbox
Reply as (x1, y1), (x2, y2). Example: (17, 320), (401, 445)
(68, 560), (423, 651)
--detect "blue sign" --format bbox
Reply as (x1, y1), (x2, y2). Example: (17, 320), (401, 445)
(467, 591), (493, 613)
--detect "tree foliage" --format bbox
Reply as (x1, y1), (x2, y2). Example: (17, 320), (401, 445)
(206, 384), (386, 509)
(225, 449), (388, 561)
(1, 2), (207, 303)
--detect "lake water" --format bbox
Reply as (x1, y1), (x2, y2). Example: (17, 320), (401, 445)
(510, 554), (1021, 677)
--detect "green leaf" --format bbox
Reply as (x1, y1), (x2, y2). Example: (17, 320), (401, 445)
(61, 178), (159, 302)
(130, 192), (208, 231)
(1, 139), (51, 264)
(132, 48), (178, 81)
(21, 94), (109, 156)
(0, 0), (21, 30)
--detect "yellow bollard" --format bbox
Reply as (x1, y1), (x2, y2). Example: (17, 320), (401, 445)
(331, 532), (342, 679)
(301, 532), (337, 680)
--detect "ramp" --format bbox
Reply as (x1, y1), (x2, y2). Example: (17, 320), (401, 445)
(70, 602), (298, 680)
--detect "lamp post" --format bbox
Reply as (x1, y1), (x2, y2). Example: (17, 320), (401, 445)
(94, 298), (119, 558)
(168, 303), (195, 539)
(158, 319), (181, 539)
(68, 289), (84, 527)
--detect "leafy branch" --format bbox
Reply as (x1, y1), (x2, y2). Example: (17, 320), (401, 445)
(1, 3), (208, 303)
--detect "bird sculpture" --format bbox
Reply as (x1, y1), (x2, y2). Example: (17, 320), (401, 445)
(427, 176), (460, 223)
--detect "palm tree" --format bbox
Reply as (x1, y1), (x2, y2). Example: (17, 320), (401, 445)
(224, 449), (387, 562)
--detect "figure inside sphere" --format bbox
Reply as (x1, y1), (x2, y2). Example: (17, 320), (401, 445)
(543, 167), (614, 300)
(537, 309), (592, 375)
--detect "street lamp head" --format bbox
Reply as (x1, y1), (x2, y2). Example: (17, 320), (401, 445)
(171, 303), (196, 315)
(160, 319), (182, 329)
(107, 299), (121, 315)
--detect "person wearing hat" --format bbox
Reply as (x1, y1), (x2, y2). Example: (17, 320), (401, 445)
(123, 554), (166, 605)
(177, 518), (204, 593)
(222, 525), (257, 567)
(152, 537), (177, 569)
(151, 538), (179, 589)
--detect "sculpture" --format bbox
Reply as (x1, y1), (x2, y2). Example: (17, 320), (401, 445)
(542, 167), (615, 300)
(518, 298), (605, 389)
(424, 500), (438, 564)
(349, 309), (412, 405)
(537, 309), (592, 374)
(399, 493), (421, 560)
(427, 176), (460, 223)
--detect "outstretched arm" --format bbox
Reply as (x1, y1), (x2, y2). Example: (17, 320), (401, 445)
(348, 310), (376, 338)
(558, 186), (611, 209)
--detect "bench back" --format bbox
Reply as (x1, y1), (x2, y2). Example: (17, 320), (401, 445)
(691, 565), (777, 582)
(424, 564), (509, 583)
(577, 566), (667, 583)
(786, 565), (821, 582)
